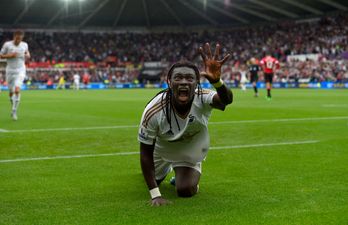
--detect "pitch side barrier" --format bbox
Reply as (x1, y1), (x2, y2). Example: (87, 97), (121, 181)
(0, 82), (348, 90)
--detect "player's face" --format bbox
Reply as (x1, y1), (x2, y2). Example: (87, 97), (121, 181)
(250, 58), (256, 64)
(13, 34), (24, 44)
(169, 67), (197, 106)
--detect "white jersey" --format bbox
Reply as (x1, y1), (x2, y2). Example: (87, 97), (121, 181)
(0, 41), (28, 74)
(73, 74), (80, 83)
(138, 89), (216, 164)
(240, 70), (248, 83)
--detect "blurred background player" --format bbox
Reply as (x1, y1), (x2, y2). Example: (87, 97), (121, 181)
(260, 53), (279, 100)
(0, 30), (30, 121)
(56, 73), (65, 90)
(73, 71), (80, 90)
(248, 57), (260, 97)
(239, 64), (248, 91)
(82, 71), (90, 89)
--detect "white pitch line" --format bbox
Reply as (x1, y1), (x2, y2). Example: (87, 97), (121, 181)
(209, 140), (319, 150)
(322, 104), (348, 108)
(2, 116), (348, 133)
(209, 116), (348, 124)
(0, 140), (319, 163)
(5, 125), (138, 133)
(0, 129), (9, 132)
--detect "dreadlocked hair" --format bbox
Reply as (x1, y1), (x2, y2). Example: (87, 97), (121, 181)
(144, 61), (204, 132)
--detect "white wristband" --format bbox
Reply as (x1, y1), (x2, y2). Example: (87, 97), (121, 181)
(212, 79), (224, 88)
(149, 187), (161, 199)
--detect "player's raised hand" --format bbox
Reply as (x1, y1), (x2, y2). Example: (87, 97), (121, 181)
(199, 43), (230, 84)
(150, 197), (172, 207)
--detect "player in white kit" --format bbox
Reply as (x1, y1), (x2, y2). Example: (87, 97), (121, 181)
(239, 65), (248, 91)
(73, 72), (80, 90)
(139, 43), (233, 206)
(0, 30), (30, 120)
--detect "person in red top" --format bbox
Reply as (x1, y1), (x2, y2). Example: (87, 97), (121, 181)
(82, 72), (90, 89)
(260, 54), (279, 100)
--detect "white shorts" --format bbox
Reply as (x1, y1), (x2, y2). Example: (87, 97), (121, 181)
(6, 71), (25, 91)
(154, 151), (202, 180)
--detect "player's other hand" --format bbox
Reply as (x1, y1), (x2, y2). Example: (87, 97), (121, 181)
(199, 43), (230, 83)
(9, 52), (17, 58)
(24, 51), (30, 60)
(150, 197), (172, 206)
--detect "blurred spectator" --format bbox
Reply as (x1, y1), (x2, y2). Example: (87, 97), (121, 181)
(0, 13), (347, 84)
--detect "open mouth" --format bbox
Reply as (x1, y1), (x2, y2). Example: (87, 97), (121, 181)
(177, 88), (190, 102)
(178, 88), (189, 97)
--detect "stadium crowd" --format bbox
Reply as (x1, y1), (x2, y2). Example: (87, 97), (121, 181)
(0, 13), (347, 84)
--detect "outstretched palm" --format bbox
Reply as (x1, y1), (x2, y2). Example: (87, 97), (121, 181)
(199, 43), (230, 83)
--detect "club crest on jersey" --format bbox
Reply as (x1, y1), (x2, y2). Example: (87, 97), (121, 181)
(188, 114), (195, 123)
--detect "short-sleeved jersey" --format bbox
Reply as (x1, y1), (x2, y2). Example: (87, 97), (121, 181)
(73, 74), (80, 82)
(260, 56), (279, 74)
(0, 41), (28, 73)
(138, 89), (216, 164)
(240, 71), (247, 80)
(58, 76), (65, 84)
(82, 74), (90, 83)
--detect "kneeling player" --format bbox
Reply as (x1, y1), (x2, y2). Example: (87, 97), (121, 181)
(138, 43), (233, 206)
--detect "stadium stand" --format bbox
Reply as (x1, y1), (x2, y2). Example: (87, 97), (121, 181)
(1, 13), (348, 85)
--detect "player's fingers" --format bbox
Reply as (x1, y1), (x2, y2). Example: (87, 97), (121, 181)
(199, 47), (206, 61)
(220, 53), (231, 65)
(213, 43), (220, 60)
(162, 199), (172, 206)
(204, 42), (212, 59)
(152, 201), (160, 207)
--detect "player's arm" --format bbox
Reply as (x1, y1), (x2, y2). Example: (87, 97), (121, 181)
(274, 60), (280, 71)
(199, 43), (233, 111)
(211, 81), (233, 110)
(138, 112), (171, 206)
(260, 60), (266, 71)
(25, 50), (31, 60)
(24, 43), (30, 60)
(0, 53), (17, 59)
(0, 43), (17, 59)
(140, 143), (157, 190)
(140, 143), (171, 206)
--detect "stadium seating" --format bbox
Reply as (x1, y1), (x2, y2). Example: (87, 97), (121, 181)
(0, 13), (347, 84)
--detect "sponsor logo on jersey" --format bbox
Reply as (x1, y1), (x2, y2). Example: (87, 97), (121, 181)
(138, 128), (148, 140)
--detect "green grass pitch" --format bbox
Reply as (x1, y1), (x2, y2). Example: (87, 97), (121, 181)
(0, 88), (348, 225)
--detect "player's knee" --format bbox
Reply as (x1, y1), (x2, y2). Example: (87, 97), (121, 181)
(176, 184), (197, 198)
